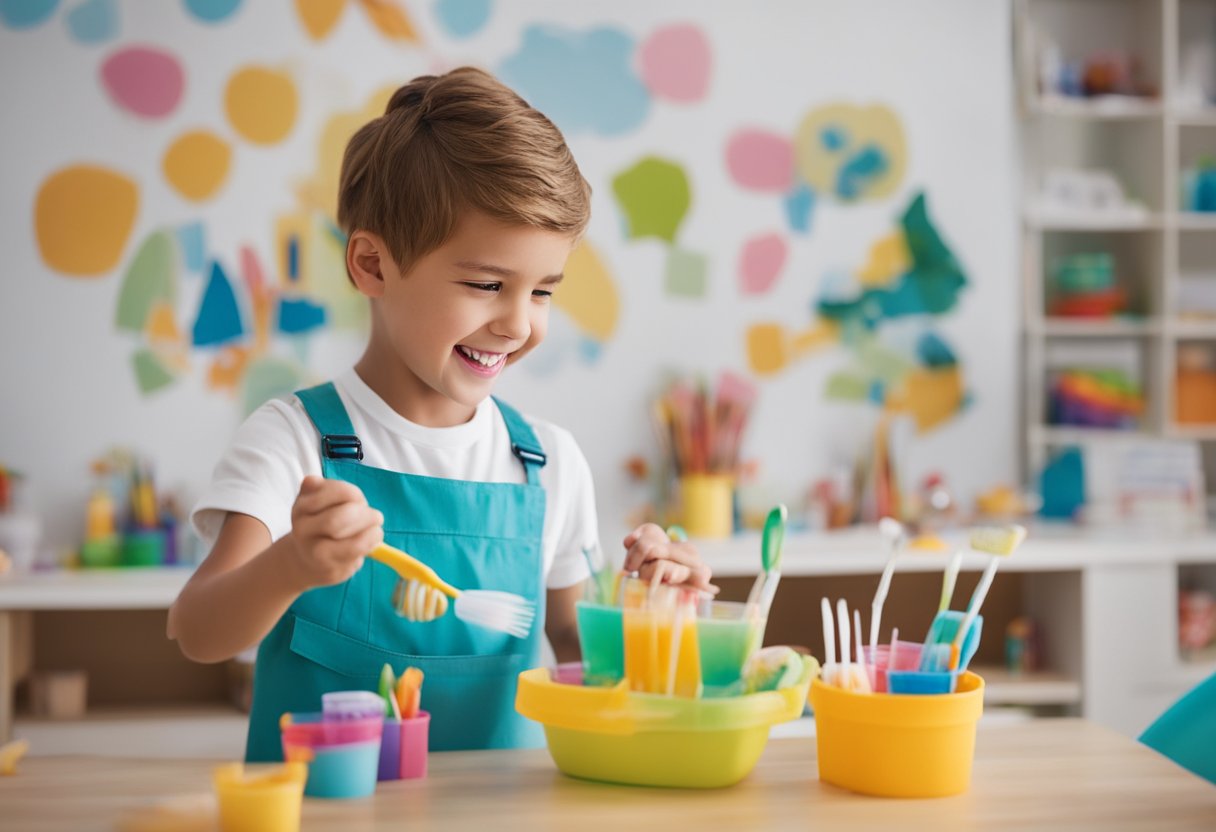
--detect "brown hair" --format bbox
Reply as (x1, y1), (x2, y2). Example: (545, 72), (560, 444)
(337, 66), (591, 274)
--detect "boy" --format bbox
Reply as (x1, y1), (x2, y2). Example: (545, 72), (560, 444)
(168, 67), (714, 760)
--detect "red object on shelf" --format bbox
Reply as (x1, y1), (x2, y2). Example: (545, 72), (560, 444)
(1050, 287), (1127, 318)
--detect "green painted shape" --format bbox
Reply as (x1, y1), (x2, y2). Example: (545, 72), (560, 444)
(132, 348), (176, 394)
(241, 356), (303, 417)
(116, 230), (178, 332)
(665, 247), (708, 298)
(824, 371), (870, 401)
(857, 337), (913, 383)
(612, 156), (691, 242)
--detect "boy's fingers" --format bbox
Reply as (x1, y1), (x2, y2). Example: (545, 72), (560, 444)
(321, 505), (383, 541)
(297, 479), (367, 514)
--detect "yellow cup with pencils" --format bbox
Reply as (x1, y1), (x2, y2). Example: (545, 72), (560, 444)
(680, 473), (734, 539)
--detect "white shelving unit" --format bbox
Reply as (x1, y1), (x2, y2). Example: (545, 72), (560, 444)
(1017, 0), (1216, 495)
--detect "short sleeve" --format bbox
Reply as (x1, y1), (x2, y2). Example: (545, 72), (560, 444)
(190, 399), (321, 550)
(543, 428), (597, 590)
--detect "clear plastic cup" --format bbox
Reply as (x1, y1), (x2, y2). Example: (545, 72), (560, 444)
(696, 600), (765, 696)
(322, 690), (386, 721)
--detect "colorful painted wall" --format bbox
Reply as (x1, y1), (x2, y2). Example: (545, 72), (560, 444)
(0, 0), (1016, 549)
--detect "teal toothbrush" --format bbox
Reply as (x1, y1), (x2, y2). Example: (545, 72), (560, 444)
(745, 505), (787, 620)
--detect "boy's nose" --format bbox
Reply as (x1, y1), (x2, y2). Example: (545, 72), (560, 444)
(491, 298), (531, 342)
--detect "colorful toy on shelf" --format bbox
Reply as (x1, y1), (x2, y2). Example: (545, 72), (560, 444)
(1181, 157), (1216, 213)
(1175, 345), (1216, 425)
(1049, 368), (1143, 429)
(78, 449), (177, 569)
(1048, 252), (1128, 319)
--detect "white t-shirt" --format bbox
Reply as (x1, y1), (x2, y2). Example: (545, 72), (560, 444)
(192, 368), (595, 590)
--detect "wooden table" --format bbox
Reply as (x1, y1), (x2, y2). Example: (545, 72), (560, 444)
(3, 720), (1214, 830)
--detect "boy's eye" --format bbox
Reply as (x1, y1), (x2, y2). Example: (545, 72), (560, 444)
(463, 282), (501, 292)
(532, 289), (553, 299)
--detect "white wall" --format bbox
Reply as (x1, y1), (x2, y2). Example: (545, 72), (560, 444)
(0, 1), (1016, 554)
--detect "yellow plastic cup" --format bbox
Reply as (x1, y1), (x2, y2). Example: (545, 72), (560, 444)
(680, 474), (734, 538)
(213, 762), (306, 832)
(809, 671), (984, 798)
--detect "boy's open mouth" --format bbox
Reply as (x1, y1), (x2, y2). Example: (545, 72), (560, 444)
(455, 345), (507, 375)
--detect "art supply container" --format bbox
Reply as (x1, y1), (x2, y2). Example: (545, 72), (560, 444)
(322, 690), (385, 720)
(121, 528), (166, 567)
(679, 473), (734, 538)
(280, 713), (381, 799)
(860, 640), (924, 693)
(378, 718), (401, 781)
(213, 762), (306, 832)
(575, 601), (624, 685)
(515, 657), (814, 789)
(809, 671), (985, 798)
(697, 600), (765, 696)
(399, 711), (430, 780)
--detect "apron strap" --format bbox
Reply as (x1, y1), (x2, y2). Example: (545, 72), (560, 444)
(295, 383), (363, 462)
(492, 397), (547, 486)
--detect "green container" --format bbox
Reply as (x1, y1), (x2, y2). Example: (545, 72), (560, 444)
(576, 602), (624, 686)
(79, 536), (122, 568)
(121, 528), (166, 567)
(697, 601), (766, 696)
(1052, 252), (1114, 293)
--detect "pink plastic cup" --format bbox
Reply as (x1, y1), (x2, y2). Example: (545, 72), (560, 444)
(861, 640), (925, 693)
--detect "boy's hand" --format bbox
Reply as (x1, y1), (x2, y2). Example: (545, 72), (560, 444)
(284, 476), (383, 591)
(622, 523), (718, 594)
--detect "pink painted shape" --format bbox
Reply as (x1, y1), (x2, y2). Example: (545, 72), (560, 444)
(638, 23), (711, 103)
(738, 233), (788, 295)
(101, 46), (184, 118)
(726, 129), (794, 192)
(240, 245), (266, 294)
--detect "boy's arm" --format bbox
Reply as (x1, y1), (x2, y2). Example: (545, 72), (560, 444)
(168, 477), (382, 663)
(545, 582), (583, 663)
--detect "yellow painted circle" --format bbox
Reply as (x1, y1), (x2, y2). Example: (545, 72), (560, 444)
(35, 165), (139, 276)
(225, 66), (298, 145)
(163, 130), (232, 201)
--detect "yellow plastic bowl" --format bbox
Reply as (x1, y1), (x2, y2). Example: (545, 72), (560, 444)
(516, 657), (813, 789)
(809, 671), (984, 798)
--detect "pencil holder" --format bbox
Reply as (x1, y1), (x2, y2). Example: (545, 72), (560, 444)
(809, 671), (984, 798)
(679, 474), (733, 539)
(399, 711), (430, 779)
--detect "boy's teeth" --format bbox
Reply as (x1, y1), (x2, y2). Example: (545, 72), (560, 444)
(458, 346), (503, 367)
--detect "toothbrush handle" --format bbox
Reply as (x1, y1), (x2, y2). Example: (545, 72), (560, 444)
(950, 556), (1000, 668)
(821, 597), (836, 667)
(939, 550), (964, 613)
(369, 544), (461, 598)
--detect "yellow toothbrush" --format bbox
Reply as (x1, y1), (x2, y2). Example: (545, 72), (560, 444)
(368, 543), (536, 638)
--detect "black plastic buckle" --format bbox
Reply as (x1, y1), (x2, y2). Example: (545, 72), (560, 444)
(322, 434), (363, 461)
(511, 443), (547, 467)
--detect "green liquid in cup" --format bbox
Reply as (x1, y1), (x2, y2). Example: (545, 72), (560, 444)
(697, 612), (765, 694)
(576, 602), (624, 685)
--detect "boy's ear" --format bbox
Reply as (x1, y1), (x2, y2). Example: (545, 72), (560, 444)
(346, 231), (391, 298)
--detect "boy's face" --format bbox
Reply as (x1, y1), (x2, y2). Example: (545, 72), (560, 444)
(361, 210), (574, 424)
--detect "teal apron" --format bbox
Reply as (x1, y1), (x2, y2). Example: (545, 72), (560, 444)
(245, 382), (547, 761)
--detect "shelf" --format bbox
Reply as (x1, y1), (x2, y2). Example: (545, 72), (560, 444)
(14, 704), (247, 758)
(1174, 109), (1216, 127)
(1029, 96), (1163, 120)
(1029, 425), (1151, 446)
(1173, 213), (1216, 231)
(1170, 319), (1216, 338)
(971, 666), (1083, 707)
(1032, 319), (1160, 337)
(1027, 215), (1163, 232)
(1167, 424), (1216, 441)
(0, 567), (193, 611)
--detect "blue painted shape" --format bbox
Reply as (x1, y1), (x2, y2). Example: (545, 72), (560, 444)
(784, 182), (815, 234)
(917, 331), (957, 368)
(0, 0), (59, 28)
(434, 0), (490, 38)
(1038, 447), (1084, 520)
(192, 261), (245, 346)
(820, 124), (848, 152)
(182, 0), (241, 23)
(176, 222), (205, 273)
(499, 24), (649, 136)
(836, 143), (888, 200)
(867, 379), (885, 405)
(65, 0), (116, 43)
(277, 296), (327, 334)
(578, 336), (601, 363)
(286, 234), (299, 282)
